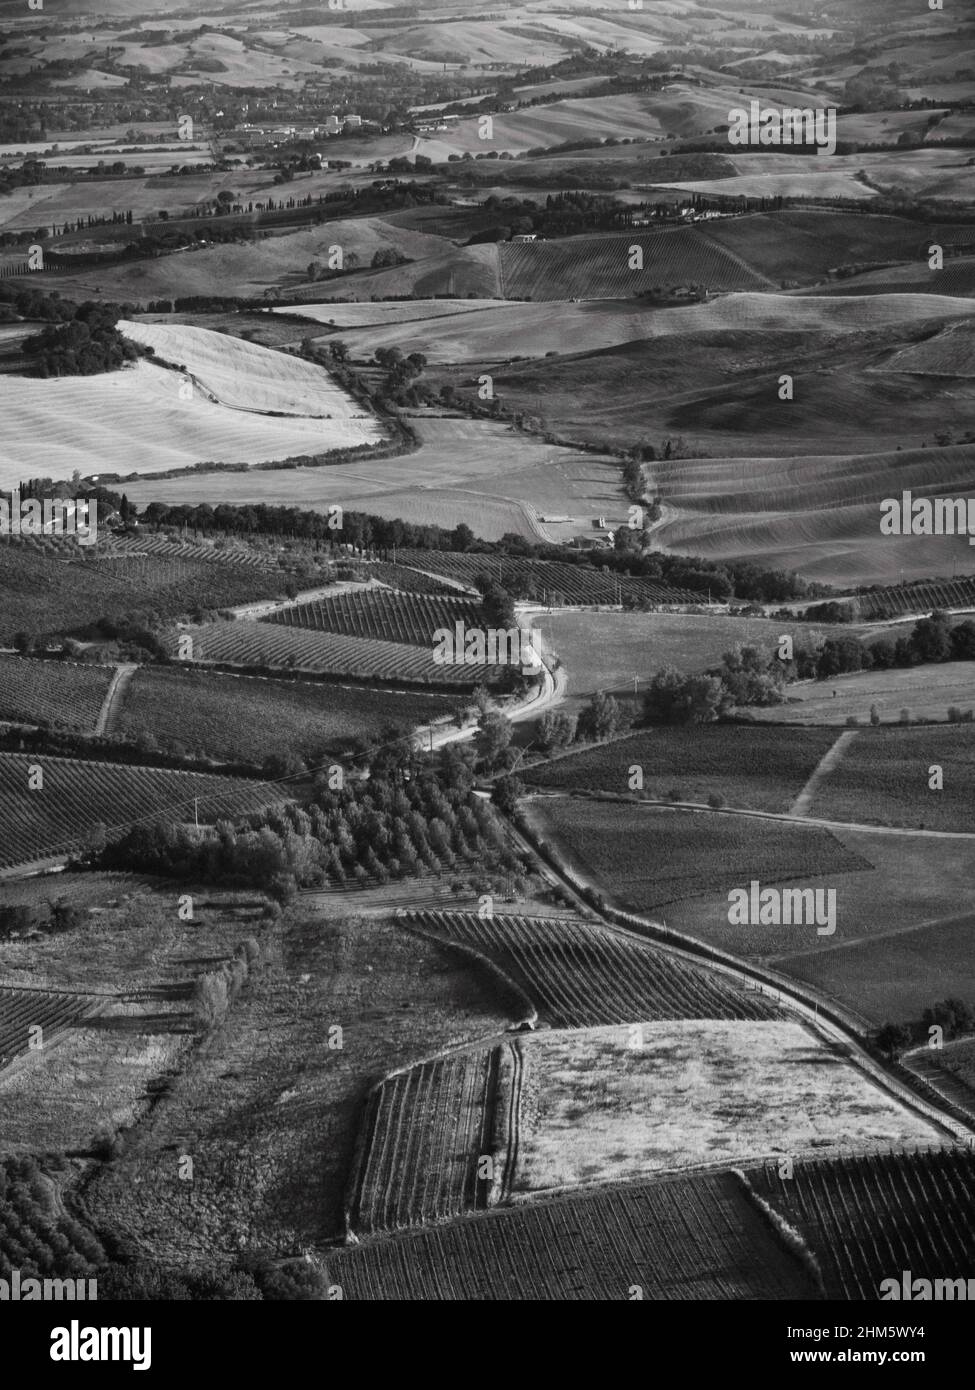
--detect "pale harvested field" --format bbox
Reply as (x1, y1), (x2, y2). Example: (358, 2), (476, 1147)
(511, 1021), (939, 1193)
(655, 170), (876, 200)
(119, 414), (625, 542)
(118, 320), (378, 421)
(0, 183), (73, 229)
(1, 360), (379, 486)
(304, 293), (975, 365)
(756, 664), (975, 726)
(416, 92), (670, 158)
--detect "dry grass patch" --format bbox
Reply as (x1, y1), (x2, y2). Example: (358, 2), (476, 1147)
(511, 1021), (940, 1195)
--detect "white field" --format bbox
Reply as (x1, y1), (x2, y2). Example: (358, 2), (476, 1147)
(511, 1021), (941, 1194)
(117, 413), (625, 543)
(1, 364), (370, 483)
(117, 320), (378, 420)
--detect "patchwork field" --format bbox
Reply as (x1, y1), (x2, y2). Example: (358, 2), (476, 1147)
(82, 910), (513, 1256)
(1, 360), (378, 487)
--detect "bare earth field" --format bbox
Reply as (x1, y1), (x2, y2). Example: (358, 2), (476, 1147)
(512, 1021), (939, 1193)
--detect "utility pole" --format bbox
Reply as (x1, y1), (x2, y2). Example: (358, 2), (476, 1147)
(194, 797), (199, 830)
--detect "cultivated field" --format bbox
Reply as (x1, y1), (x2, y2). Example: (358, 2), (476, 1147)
(0, 656), (115, 733)
(500, 227), (770, 300)
(402, 909), (777, 1026)
(396, 552), (699, 605)
(351, 1046), (505, 1233)
(1, 360), (378, 486)
(650, 443), (975, 587)
(114, 666), (456, 764)
(0, 752), (286, 872)
(117, 414), (630, 546)
(661, 825), (975, 1024)
(510, 1022), (939, 1191)
(263, 590), (484, 648)
(755, 1148), (974, 1301)
(303, 292), (975, 366)
(179, 619), (508, 688)
(857, 575), (975, 619)
(117, 321), (380, 426)
(0, 987), (98, 1075)
(524, 725), (842, 813)
(0, 541), (291, 644)
(803, 725), (975, 831)
(524, 797), (871, 914)
(326, 1169), (817, 1300)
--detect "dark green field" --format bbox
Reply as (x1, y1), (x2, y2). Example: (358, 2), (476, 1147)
(115, 666), (457, 764)
(807, 725), (975, 831)
(524, 725), (840, 814)
(526, 798), (870, 914)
